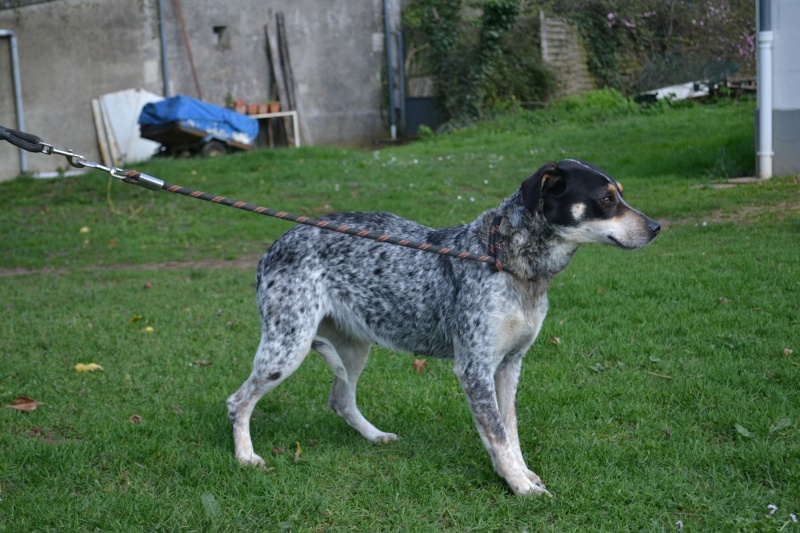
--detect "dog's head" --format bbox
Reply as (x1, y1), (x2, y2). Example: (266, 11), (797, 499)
(520, 159), (660, 249)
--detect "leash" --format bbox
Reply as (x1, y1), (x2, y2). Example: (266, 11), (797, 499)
(0, 124), (508, 272)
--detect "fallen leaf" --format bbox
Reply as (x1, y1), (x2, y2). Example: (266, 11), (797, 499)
(170, 405), (184, 415)
(141, 326), (154, 333)
(74, 363), (104, 372)
(294, 441), (302, 463)
(735, 423), (753, 438)
(272, 446), (286, 455)
(143, 280), (153, 289)
(550, 336), (561, 345)
(79, 226), (90, 234)
(130, 315), (145, 323)
(307, 439), (318, 446)
(718, 297), (730, 304)
(597, 287), (607, 295)
(5, 396), (44, 412)
(769, 418), (792, 434)
(201, 492), (221, 519)
(108, 239), (118, 249)
(784, 348), (794, 357)
(129, 414), (142, 424)
(413, 359), (426, 373)
(192, 359), (212, 367)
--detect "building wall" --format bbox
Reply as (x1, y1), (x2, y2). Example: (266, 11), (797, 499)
(0, 0), (395, 181)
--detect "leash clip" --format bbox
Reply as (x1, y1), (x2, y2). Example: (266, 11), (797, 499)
(133, 172), (165, 191)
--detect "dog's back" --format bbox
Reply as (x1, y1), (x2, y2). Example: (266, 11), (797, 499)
(256, 211), (491, 359)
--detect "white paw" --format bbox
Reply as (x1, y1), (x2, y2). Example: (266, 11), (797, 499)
(509, 473), (552, 497)
(524, 468), (544, 485)
(372, 432), (399, 444)
(237, 452), (267, 470)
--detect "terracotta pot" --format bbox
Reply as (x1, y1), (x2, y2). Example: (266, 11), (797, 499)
(258, 103), (268, 114)
(268, 102), (281, 113)
(247, 103), (259, 115)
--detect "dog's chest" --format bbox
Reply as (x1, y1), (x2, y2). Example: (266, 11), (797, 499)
(487, 279), (549, 356)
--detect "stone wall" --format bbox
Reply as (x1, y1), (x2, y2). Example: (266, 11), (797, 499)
(539, 11), (594, 100)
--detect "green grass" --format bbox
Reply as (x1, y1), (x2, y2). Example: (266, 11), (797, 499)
(1, 97), (799, 531)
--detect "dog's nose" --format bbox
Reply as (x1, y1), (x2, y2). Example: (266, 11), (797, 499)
(648, 220), (661, 235)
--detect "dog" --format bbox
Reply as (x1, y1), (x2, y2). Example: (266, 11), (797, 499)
(227, 159), (660, 496)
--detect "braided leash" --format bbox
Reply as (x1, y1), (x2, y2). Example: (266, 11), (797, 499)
(1, 124), (507, 271)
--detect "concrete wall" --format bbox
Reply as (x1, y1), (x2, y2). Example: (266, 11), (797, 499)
(0, 0), (395, 181)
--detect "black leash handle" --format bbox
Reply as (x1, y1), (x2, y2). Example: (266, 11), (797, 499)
(0, 125), (46, 153)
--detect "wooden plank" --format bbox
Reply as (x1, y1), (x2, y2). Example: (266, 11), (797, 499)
(265, 23), (293, 143)
(98, 97), (121, 166)
(276, 12), (297, 112)
(91, 98), (112, 167)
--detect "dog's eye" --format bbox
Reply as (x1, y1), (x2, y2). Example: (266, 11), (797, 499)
(600, 196), (615, 206)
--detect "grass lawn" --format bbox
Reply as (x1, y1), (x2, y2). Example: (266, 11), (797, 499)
(1, 96), (799, 531)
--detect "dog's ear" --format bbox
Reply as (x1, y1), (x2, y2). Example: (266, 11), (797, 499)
(520, 162), (564, 213)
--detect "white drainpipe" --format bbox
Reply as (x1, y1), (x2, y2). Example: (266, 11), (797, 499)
(0, 29), (27, 174)
(757, 0), (773, 180)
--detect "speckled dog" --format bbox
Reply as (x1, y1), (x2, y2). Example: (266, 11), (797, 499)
(227, 159), (660, 496)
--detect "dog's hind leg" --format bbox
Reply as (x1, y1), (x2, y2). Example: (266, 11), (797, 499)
(314, 319), (398, 444)
(227, 324), (316, 468)
(495, 350), (548, 493)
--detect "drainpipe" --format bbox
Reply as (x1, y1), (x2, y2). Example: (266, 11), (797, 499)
(158, 0), (170, 97)
(383, 0), (396, 140)
(0, 29), (27, 173)
(396, 30), (406, 135)
(756, 0), (773, 180)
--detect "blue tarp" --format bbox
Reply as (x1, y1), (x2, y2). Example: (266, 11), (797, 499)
(138, 95), (259, 146)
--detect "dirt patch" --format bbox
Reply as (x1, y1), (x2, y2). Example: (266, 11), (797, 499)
(665, 198), (800, 228)
(0, 253), (265, 278)
(25, 427), (80, 444)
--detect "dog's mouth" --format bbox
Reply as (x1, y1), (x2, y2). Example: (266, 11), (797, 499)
(607, 235), (638, 250)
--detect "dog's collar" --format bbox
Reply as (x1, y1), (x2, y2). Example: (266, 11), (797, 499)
(487, 214), (516, 276)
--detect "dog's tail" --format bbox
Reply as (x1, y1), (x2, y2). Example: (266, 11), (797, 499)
(311, 339), (349, 383)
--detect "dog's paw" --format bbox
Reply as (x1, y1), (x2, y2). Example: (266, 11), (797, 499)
(372, 432), (399, 444)
(237, 452), (267, 470)
(508, 473), (552, 497)
(524, 468), (544, 485)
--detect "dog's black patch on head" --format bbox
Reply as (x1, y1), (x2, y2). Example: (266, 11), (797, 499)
(535, 159), (624, 226)
(520, 163), (560, 213)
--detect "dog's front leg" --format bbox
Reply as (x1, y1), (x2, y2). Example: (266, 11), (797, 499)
(454, 360), (549, 496)
(495, 351), (549, 494)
